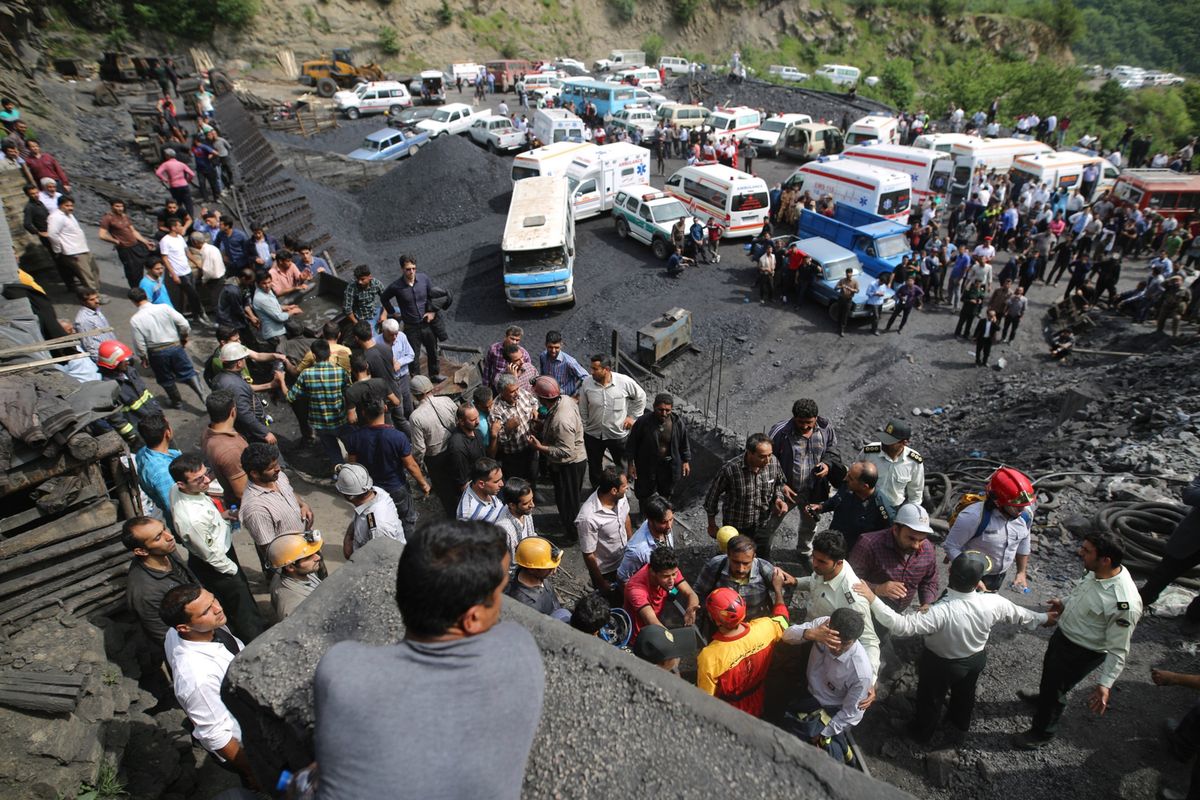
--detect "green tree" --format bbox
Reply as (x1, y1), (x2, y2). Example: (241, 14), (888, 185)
(641, 33), (665, 65)
(1042, 0), (1084, 45)
(607, 0), (635, 22)
(876, 59), (916, 108)
(132, 0), (257, 39)
(671, 0), (702, 24)
(378, 26), (400, 56)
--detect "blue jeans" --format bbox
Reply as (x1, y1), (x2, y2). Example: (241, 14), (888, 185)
(315, 429), (344, 468)
(147, 345), (195, 389)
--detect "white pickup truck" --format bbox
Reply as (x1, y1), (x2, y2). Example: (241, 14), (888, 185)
(416, 103), (484, 138)
(468, 114), (527, 153)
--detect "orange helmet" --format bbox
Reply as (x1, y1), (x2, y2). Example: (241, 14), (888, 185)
(987, 466), (1036, 508)
(97, 340), (134, 370)
(705, 587), (746, 629)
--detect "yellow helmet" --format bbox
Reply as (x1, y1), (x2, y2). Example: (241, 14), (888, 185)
(514, 537), (562, 570)
(716, 526), (740, 553)
(268, 531), (323, 568)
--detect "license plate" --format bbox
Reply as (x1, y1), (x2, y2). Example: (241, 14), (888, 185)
(529, 301), (549, 308)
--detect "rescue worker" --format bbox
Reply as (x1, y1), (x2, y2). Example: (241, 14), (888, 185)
(335, 463), (405, 558)
(695, 577), (789, 717)
(267, 532), (324, 620)
(858, 418), (925, 516)
(505, 537), (570, 621)
(1013, 531), (1143, 750)
(943, 466), (1036, 591)
(97, 339), (162, 444)
(856, 552), (1054, 744)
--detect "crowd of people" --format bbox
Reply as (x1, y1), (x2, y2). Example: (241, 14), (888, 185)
(3, 59), (1199, 800)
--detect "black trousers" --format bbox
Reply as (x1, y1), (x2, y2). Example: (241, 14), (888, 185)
(633, 458), (677, 502)
(116, 243), (153, 288)
(835, 297), (853, 332)
(387, 484), (418, 531)
(886, 304), (913, 331)
(1001, 314), (1022, 342)
(955, 309), (977, 338)
(912, 647), (988, 741)
(426, 451), (458, 517)
(975, 339), (993, 365)
(1140, 549), (1200, 622)
(583, 434), (626, 489)
(404, 323), (440, 378)
(1031, 629), (1106, 737)
(188, 549), (267, 642)
(499, 446), (537, 486)
(550, 459), (586, 535)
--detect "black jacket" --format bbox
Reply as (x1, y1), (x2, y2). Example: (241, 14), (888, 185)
(625, 410), (690, 479)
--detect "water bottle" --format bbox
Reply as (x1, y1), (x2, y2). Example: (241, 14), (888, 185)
(229, 503), (240, 533)
(1011, 582), (1031, 594)
(276, 763), (318, 799)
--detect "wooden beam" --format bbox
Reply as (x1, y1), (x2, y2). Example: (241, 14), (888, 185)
(0, 501), (117, 559)
(0, 519), (121, 575)
(0, 430), (124, 497)
(0, 328), (113, 358)
(0, 353), (87, 375)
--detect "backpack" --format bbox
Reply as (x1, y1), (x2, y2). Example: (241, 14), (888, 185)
(948, 494), (1033, 543)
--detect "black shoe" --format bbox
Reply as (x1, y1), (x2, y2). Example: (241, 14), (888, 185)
(1012, 729), (1053, 751)
(1164, 718), (1192, 761)
(430, 374), (448, 383)
(1016, 689), (1040, 706)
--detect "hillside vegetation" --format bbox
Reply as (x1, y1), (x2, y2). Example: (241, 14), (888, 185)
(1073, 0), (1199, 75)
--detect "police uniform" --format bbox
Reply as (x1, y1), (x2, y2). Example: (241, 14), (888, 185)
(859, 442), (925, 516)
(1029, 566), (1142, 738)
(795, 561), (880, 679)
(348, 491), (405, 554)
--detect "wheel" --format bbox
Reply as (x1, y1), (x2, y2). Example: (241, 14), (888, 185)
(345, 107), (360, 120)
(651, 237), (670, 259)
(316, 77), (337, 98)
(389, 105), (402, 116)
(616, 218), (630, 239)
(407, 144), (420, 156)
(489, 141), (498, 154)
(828, 303), (842, 321)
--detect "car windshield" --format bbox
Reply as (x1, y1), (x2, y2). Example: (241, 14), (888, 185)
(877, 190), (911, 216)
(875, 234), (910, 258)
(732, 191), (769, 212)
(759, 120), (788, 133)
(650, 200), (688, 222)
(360, 139), (381, 151)
(823, 259), (858, 280)
(505, 247), (566, 273)
(431, 109), (454, 122)
(566, 176), (580, 192)
(512, 166), (540, 181)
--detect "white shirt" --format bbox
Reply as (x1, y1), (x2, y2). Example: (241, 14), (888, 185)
(575, 490), (630, 573)
(858, 443), (925, 516)
(47, 210), (88, 255)
(967, 260), (993, 290)
(159, 233), (190, 276)
(944, 501), (1032, 575)
(38, 190), (61, 213)
(577, 372), (647, 441)
(869, 591), (1046, 660)
(972, 243), (996, 262)
(1107, 151), (1122, 168)
(164, 627), (242, 755)
(129, 302), (190, 358)
(782, 617), (872, 736)
(193, 242), (226, 280)
(795, 562), (880, 679)
(496, 507), (535, 559)
(170, 486), (236, 575)
(350, 491), (405, 552)
(457, 486), (504, 523)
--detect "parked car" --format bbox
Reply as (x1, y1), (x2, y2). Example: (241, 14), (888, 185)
(768, 65), (809, 82)
(416, 103), (485, 137)
(744, 113), (814, 157)
(348, 126), (431, 161)
(770, 235), (895, 318)
(609, 106), (659, 140)
(333, 80), (413, 119)
(555, 57), (587, 72)
(659, 56), (692, 75)
(388, 106), (438, 127)
(612, 185), (693, 259)
(468, 114), (528, 153)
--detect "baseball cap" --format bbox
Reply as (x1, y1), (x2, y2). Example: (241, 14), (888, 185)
(633, 625), (700, 663)
(410, 375), (434, 395)
(878, 419), (912, 445)
(894, 502), (934, 535)
(219, 342), (252, 362)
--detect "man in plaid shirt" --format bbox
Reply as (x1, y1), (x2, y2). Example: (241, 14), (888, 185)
(482, 325), (533, 389)
(343, 264), (384, 326)
(849, 502), (939, 615)
(489, 373), (538, 483)
(766, 398), (839, 564)
(704, 433), (788, 557)
(287, 339), (349, 469)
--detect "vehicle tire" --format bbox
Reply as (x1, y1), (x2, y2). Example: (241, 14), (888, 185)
(651, 237), (670, 260)
(489, 141), (498, 154)
(316, 77), (338, 98)
(345, 107), (360, 120)
(408, 144), (420, 157)
(828, 303), (842, 321)
(616, 218), (630, 239)
(390, 105), (402, 116)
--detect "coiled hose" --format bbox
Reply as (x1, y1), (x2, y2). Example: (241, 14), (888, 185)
(1096, 502), (1199, 589)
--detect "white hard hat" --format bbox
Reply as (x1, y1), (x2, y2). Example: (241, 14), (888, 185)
(334, 463), (373, 496)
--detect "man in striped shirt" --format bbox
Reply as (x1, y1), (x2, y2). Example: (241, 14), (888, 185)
(457, 457), (505, 523)
(538, 330), (588, 398)
(287, 339), (349, 469)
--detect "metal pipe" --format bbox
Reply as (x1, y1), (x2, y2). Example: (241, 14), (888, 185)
(715, 339), (724, 429)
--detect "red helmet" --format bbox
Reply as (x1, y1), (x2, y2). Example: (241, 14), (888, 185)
(987, 466), (1036, 508)
(705, 587), (746, 629)
(97, 340), (134, 370)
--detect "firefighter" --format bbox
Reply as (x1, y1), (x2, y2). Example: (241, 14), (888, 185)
(943, 466), (1038, 591)
(98, 339), (162, 444)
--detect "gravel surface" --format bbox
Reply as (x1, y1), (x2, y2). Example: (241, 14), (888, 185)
(263, 116), (387, 155)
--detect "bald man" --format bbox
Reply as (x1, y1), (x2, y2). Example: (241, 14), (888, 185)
(804, 461), (892, 553)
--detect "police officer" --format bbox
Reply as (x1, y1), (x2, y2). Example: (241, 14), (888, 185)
(943, 466), (1036, 591)
(858, 418), (924, 517)
(795, 530), (881, 681)
(335, 464), (405, 559)
(856, 551), (1054, 744)
(1013, 531), (1143, 750)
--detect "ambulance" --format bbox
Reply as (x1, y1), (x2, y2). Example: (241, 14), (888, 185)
(843, 142), (953, 200)
(564, 142), (651, 220)
(783, 157), (912, 221)
(511, 140), (598, 183)
(948, 137), (1053, 202)
(663, 164), (770, 238)
(844, 114), (900, 146)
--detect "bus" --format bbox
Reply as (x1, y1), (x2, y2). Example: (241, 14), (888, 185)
(663, 164), (770, 238)
(783, 157), (912, 221)
(557, 79), (640, 119)
(1111, 169), (1200, 223)
(511, 140), (598, 183)
(948, 137), (1052, 202)
(501, 176), (576, 309)
(843, 142), (953, 200)
(484, 59), (533, 92)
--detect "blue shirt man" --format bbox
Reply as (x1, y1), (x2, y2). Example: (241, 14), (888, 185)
(215, 224), (251, 270)
(616, 520), (676, 583)
(539, 335), (588, 398)
(139, 269), (174, 308)
(135, 445), (181, 529)
(253, 286), (291, 339)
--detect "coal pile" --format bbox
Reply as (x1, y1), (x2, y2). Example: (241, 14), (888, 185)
(264, 117), (383, 155)
(355, 134), (512, 240)
(665, 74), (893, 124)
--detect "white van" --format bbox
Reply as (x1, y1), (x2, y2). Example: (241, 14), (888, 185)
(502, 176), (575, 309)
(532, 108), (585, 147)
(656, 102), (710, 130)
(845, 115), (899, 146)
(815, 64), (861, 86)
(768, 65), (810, 82)
(948, 137), (1053, 201)
(1009, 151), (1121, 196)
(744, 113), (813, 157)
(333, 81), (412, 119)
(659, 56), (690, 75)
(843, 142), (953, 200)
(522, 73), (561, 93)
(783, 157), (912, 220)
(664, 164), (770, 238)
(911, 132), (981, 153)
(564, 142), (651, 220)
(511, 140), (598, 183)
(617, 66), (663, 91)
(704, 106), (763, 142)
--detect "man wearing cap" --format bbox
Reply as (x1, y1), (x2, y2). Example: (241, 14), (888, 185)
(633, 625), (700, 672)
(506, 536), (569, 620)
(693, 534), (795, 632)
(696, 573), (791, 717)
(704, 433), (789, 559)
(625, 392), (691, 504)
(858, 419), (925, 518)
(967, 252), (994, 293)
(849, 503), (939, 615)
(528, 375), (587, 534)
(766, 398), (838, 566)
(796, 531), (881, 681)
(336, 462), (405, 559)
(855, 552), (1055, 744)
(211, 342), (275, 445)
(268, 532), (324, 619)
(1013, 531), (1142, 751)
(944, 466), (1036, 591)
(804, 461), (890, 555)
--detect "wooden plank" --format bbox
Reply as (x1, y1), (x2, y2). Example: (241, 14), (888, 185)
(0, 501), (117, 559)
(0, 540), (126, 598)
(0, 431), (124, 497)
(0, 670), (87, 686)
(0, 681), (81, 697)
(0, 562), (127, 625)
(0, 553), (127, 616)
(0, 689), (77, 714)
(0, 329), (113, 358)
(0, 521), (122, 576)
(0, 505), (44, 535)
(0, 353), (87, 375)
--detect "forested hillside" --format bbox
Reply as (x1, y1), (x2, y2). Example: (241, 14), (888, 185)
(1073, 0), (1199, 73)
